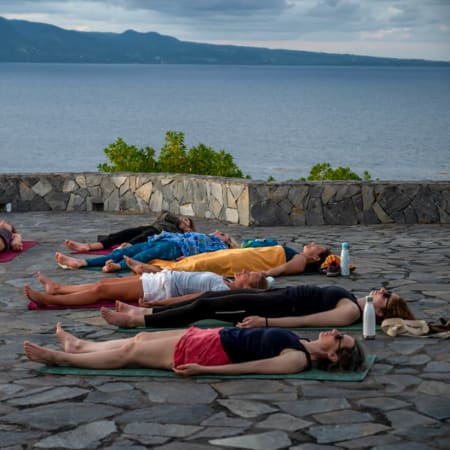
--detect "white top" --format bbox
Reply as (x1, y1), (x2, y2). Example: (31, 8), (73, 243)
(141, 270), (230, 300)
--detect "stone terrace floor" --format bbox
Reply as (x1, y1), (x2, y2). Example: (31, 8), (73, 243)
(0, 211), (449, 450)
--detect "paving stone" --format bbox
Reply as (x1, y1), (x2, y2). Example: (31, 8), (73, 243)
(355, 397), (411, 411)
(6, 386), (89, 406)
(217, 399), (278, 418)
(290, 445), (343, 450)
(424, 361), (450, 372)
(414, 395), (450, 420)
(385, 409), (439, 429)
(277, 398), (351, 418)
(101, 440), (149, 450)
(212, 379), (294, 396)
(255, 413), (313, 431)
(34, 420), (116, 449)
(1, 402), (122, 430)
(338, 434), (402, 449)
(85, 388), (146, 407)
(186, 425), (247, 440)
(118, 403), (213, 425)
(312, 409), (374, 424)
(210, 430), (291, 449)
(417, 380), (450, 396)
(123, 422), (202, 438)
(200, 412), (252, 428)
(136, 380), (217, 403)
(307, 423), (390, 444)
(1, 430), (45, 447)
(371, 443), (438, 450)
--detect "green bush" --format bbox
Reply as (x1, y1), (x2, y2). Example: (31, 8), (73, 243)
(98, 131), (245, 178)
(98, 138), (157, 173)
(301, 163), (371, 181)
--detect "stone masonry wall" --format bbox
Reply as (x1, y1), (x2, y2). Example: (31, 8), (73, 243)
(1, 173), (449, 225)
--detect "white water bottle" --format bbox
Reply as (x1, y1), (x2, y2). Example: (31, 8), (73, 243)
(363, 295), (376, 340)
(340, 242), (350, 276)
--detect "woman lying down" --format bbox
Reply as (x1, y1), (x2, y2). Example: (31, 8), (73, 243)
(24, 323), (366, 376)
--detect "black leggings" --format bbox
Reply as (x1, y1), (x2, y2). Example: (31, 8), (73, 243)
(144, 288), (295, 328)
(98, 225), (160, 248)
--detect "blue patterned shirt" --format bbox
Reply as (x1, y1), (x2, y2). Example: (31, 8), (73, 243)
(147, 231), (228, 256)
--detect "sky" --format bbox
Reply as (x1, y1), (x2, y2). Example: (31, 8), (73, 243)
(1, 0), (450, 61)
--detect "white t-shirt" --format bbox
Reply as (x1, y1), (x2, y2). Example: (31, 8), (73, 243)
(140, 270), (230, 300)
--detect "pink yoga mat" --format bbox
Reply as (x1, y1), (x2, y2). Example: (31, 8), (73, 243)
(28, 300), (139, 310)
(0, 241), (39, 263)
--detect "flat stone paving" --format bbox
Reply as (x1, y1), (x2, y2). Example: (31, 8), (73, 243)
(0, 211), (449, 449)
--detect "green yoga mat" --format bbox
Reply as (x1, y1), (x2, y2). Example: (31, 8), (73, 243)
(118, 319), (380, 333)
(39, 355), (375, 381)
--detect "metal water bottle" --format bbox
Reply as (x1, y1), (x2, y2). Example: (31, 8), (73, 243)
(363, 295), (376, 340)
(340, 242), (350, 276)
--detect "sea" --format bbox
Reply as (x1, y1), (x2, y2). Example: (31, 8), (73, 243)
(0, 63), (449, 181)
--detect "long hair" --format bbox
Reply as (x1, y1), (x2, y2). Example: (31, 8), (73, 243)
(380, 296), (416, 322)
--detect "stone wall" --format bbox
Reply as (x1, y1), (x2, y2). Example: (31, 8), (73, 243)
(1, 173), (449, 225)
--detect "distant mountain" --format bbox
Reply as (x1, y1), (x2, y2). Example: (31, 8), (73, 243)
(1, 16), (448, 66)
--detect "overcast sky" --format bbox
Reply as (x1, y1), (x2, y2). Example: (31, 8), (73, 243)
(1, 0), (449, 61)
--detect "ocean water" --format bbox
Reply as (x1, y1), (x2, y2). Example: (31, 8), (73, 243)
(0, 63), (449, 181)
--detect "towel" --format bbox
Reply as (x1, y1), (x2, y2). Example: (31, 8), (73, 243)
(0, 240), (38, 263)
(150, 246), (287, 277)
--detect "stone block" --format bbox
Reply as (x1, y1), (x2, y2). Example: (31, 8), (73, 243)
(225, 207), (239, 223)
(136, 181), (153, 203)
(19, 180), (35, 201)
(32, 178), (53, 197)
(149, 190), (163, 211)
(62, 179), (78, 193)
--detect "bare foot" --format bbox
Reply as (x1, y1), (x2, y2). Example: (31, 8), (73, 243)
(65, 240), (90, 252)
(24, 285), (47, 305)
(124, 255), (161, 274)
(103, 260), (121, 273)
(37, 271), (60, 294)
(101, 307), (144, 328)
(115, 300), (145, 314)
(55, 322), (83, 353)
(24, 341), (59, 365)
(55, 252), (87, 269)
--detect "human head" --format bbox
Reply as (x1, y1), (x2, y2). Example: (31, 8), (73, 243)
(370, 288), (416, 323)
(213, 230), (239, 249)
(234, 270), (269, 289)
(316, 329), (366, 372)
(0, 220), (15, 233)
(178, 216), (196, 232)
(302, 242), (331, 272)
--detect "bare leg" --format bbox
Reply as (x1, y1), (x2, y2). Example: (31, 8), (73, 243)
(37, 272), (134, 295)
(101, 307), (146, 328)
(125, 255), (162, 274)
(24, 325), (185, 369)
(55, 252), (88, 269)
(65, 240), (104, 252)
(55, 322), (134, 353)
(25, 277), (144, 306)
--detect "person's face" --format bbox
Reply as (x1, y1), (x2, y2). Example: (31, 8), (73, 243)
(234, 270), (265, 287)
(370, 288), (397, 317)
(302, 242), (327, 259)
(318, 329), (355, 356)
(0, 221), (13, 232)
(213, 230), (231, 245)
(178, 216), (192, 232)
